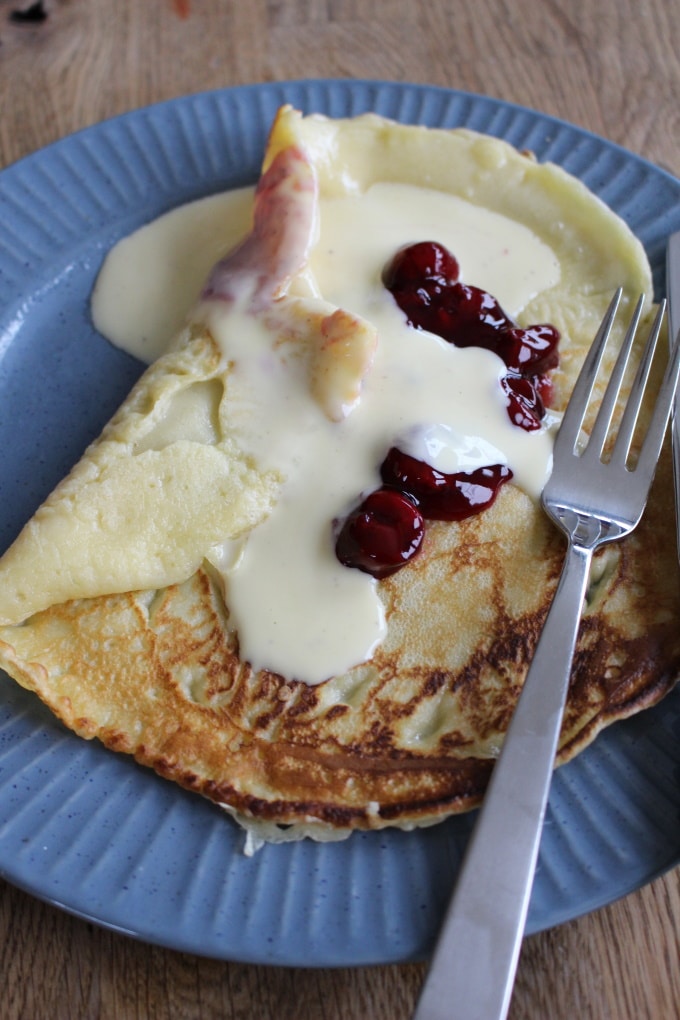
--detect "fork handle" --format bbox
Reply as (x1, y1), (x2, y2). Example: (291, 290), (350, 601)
(413, 541), (593, 1020)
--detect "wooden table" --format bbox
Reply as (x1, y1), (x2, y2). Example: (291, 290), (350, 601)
(1, 1), (679, 1017)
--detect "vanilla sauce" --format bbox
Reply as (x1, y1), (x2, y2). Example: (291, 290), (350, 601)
(92, 182), (560, 683)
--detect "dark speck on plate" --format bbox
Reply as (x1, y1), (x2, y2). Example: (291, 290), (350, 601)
(10, 2), (48, 23)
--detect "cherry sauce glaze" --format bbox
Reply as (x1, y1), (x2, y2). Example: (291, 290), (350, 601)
(335, 241), (560, 578)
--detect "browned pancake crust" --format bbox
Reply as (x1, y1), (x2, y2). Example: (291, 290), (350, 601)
(2, 437), (677, 831)
(0, 114), (674, 836)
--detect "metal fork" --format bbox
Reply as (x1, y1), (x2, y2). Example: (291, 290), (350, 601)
(413, 290), (680, 1020)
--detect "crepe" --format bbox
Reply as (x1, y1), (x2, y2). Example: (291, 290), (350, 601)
(0, 107), (678, 846)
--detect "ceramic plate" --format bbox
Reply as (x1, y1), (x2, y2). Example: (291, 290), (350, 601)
(1, 79), (680, 966)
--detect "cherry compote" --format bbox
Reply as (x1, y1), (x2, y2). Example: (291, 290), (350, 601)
(335, 488), (425, 578)
(382, 241), (559, 432)
(334, 242), (560, 579)
(380, 447), (512, 521)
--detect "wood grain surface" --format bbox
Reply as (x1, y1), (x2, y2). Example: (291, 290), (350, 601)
(1, 1), (679, 1017)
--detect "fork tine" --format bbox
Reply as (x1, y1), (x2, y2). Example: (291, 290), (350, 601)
(626, 312), (680, 491)
(554, 288), (622, 455)
(609, 299), (666, 468)
(412, 283), (680, 1020)
(586, 294), (645, 458)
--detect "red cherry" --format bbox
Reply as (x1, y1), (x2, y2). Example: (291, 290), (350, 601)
(380, 447), (512, 520)
(446, 283), (510, 334)
(382, 241), (460, 291)
(335, 488), (424, 578)
(502, 374), (544, 431)
(495, 324), (560, 375)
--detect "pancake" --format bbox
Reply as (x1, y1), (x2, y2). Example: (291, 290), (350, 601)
(0, 107), (678, 847)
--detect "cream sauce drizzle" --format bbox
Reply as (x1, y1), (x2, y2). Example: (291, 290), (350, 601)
(92, 182), (560, 684)
(92, 188), (254, 362)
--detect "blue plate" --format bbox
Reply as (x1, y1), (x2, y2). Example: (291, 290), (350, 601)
(1, 80), (680, 966)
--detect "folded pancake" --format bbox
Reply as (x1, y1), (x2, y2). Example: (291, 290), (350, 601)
(0, 107), (678, 845)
